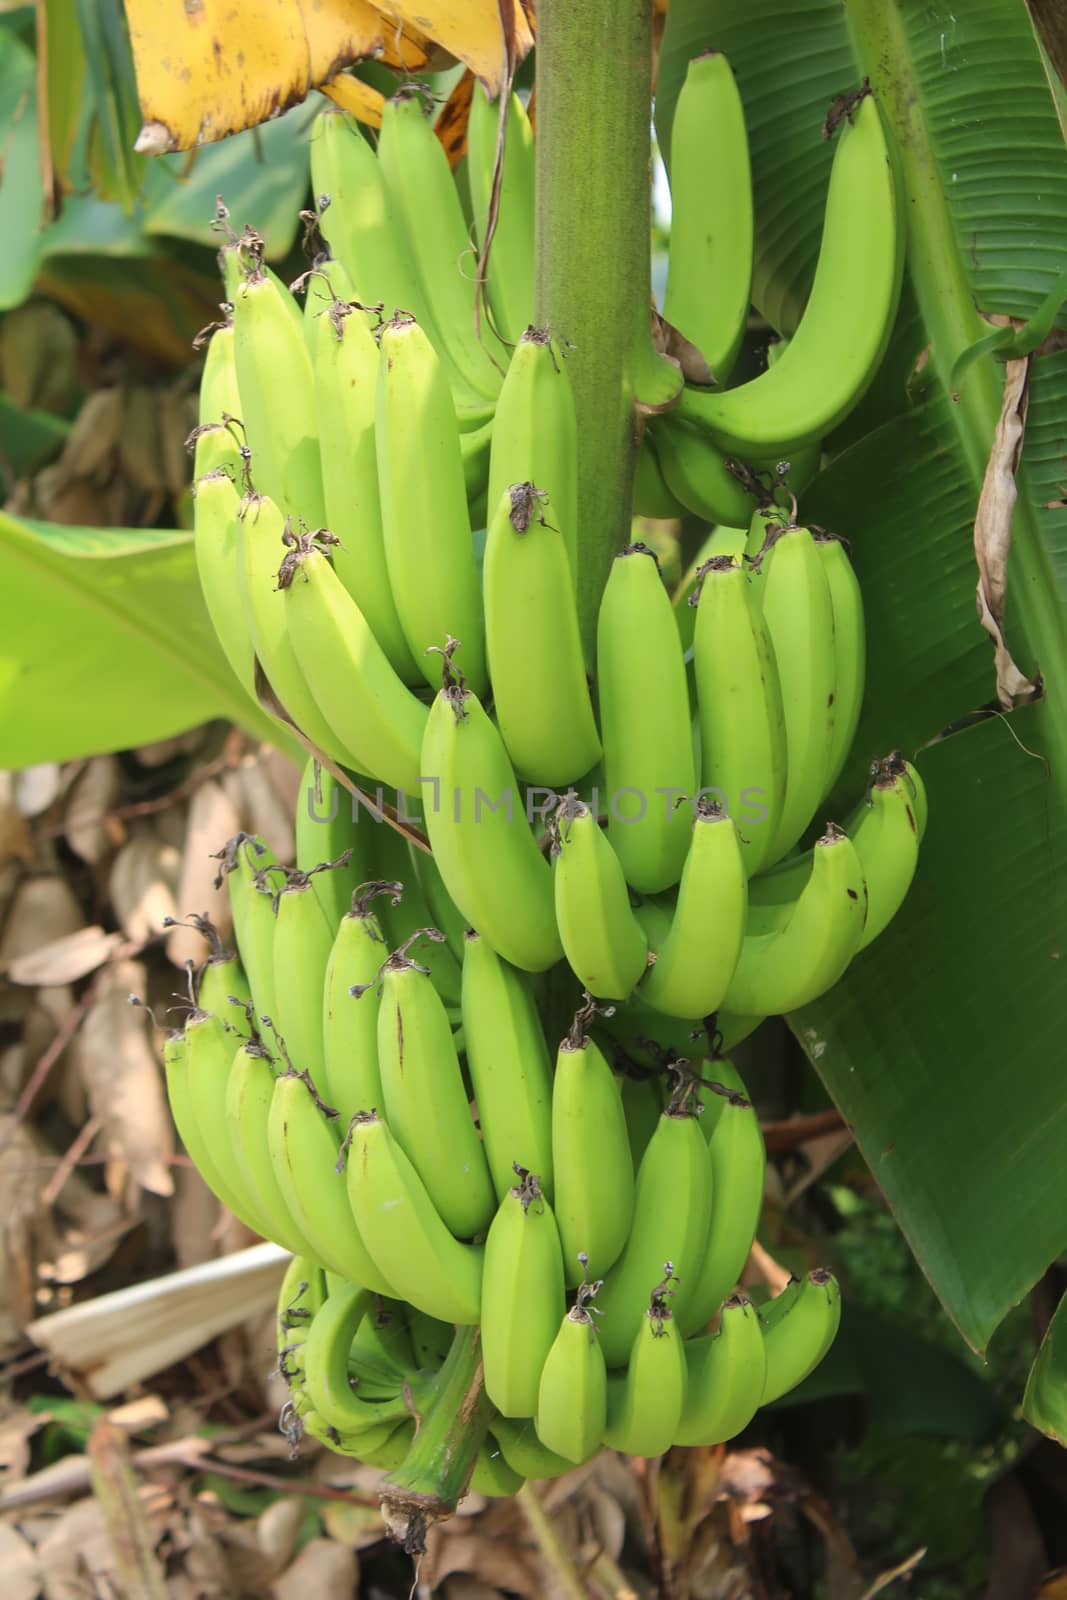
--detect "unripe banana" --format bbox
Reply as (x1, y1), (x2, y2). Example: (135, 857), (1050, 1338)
(214, 832), (284, 1028)
(295, 758), (375, 935)
(192, 319), (241, 475)
(408, 840), (468, 961)
(180, 1008), (275, 1237)
(632, 431), (688, 520)
(376, 934), (495, 1239)
(231, 264), (326, 527)
(466, 84), (536, 346)
(302, 263), (418, 680)
(674, 1293), (767, 1446)
(302, 1282), (427, 1438)
(421, 653), (562, 974)
(343, 1111), (485, 1324)
(279, 541), (430, 794)
(596, 544), (695, 893)
(690, 554), (787, 874)
(321, 881), (395, 1127)
(676, 92), (902, 455)
(270, 868), (337, 1085)
(761, 1269), (842, 1403)
(368, 828), (463, 1010)
(680, 1059), (766, 1335)
(192, 919), (251, 1017)
(469, 1444), (526, 1498)
(225, 1036), (317, 1257)
(653, 418), (762, 528)
(551, 799), (648, 1000)
(664, 50), (752, 384)
(192, 456), (260, 700)
(482, 484), (601, 785)
(747, 516), (836, 865)
(603, 1274), (688, 1456)
(619, 1068), (665, 1170)
(535, 1277), (608, 1465)
(375, 315), (488, 696)
(481, 1169), (567, 1418)
(551, 1007), (635, 1288)
(490, 1415), (574, 1480)
(637, 800), (747, 1021)
(722, 824), (866, 1014)
(237, 492), (352, 763)
(592, 1088), (714, 1368)
(267, 1069), (395, 1295)
(815, 533), (866, 801)
(460, 932), (554, 1201)
(309, 110), (444, 349)
(377, 93), (503, 401)
(486, 326), (579, 594)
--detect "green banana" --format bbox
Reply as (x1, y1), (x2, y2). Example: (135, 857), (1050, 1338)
(469, 1445), (526, 1498)
(591, 1086), (714, 1367)
(815, 532), (866, 801)
(460, 931), (555, 1201)
(295, 758), (375, 935)
(690, 554), (786, 874)
(552, 1005), (635, 1288)
(482, 484), (601, 785)
(466, 83), (535, 346)
(603, 1273), (688, 1457)
(747, 516), (836, 865)
(421, 652), (562, 974)
(192, 319), (241, 475)
(237, 493), (351, 762)
(343, 1111), (484, 1324)
(214, 832), (284, 1029)
(486, 326), (579, 595)
(481, 1169), (567, 1418)
(376, 934), (495, 1239)
(302, 263), (419, 680)
(192, 919), (251, 1017)
(266, 1069), (395, 1295)
(680, 1060), (766, 1335)
(376, 314), (488, 696)
(490, 1415), (574, 1480)
(535, 1276), (608, 1465)
(676, 92), (902, 455)
(231, 261), (326, 527)
(653, 418), (760, 527)
(309, 111), (444, 350)
(278, 539), (429, 793)
(761, 1270), (842, 1403)
(618, 1067), (665, 1170)
(663, 51), (752, 385)
(269, 867), (336, 1084)
(192, 469), (258, 702)
(302, 1282), (427, 1438)
(632, 431), (688, 520)
(408, 840), (468, 961)
(377, 93), (503, 401)
(321, 881), (396, 1127)
(180, 1008), (275, 1237)
(368, 827), (463, 1009)
(722, 824), (866, 1015)
(551, 799), (649, 1000)
(596, 544), (695, 893)
(225, 1035), (318, 1258)
(637, 800), (747, 1021)
(674, 1293), (767, 1446)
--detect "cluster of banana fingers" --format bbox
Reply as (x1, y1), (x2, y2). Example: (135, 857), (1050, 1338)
(177, 57), (916, 1483)
(164, 792), (842, 1483)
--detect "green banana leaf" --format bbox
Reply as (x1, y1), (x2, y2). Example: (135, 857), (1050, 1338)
(0, 512), (292, 765)
(1024, 1289), (1067, 1445)
(658, 0), (1067, 1401)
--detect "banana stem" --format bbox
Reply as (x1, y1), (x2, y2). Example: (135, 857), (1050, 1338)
(534, 0), (654, 658)
(378, 1323), (491, 1550)
(517, 1481), (593, 1599)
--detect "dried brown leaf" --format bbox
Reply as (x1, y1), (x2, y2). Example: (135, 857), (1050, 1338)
(256, 1494), (306, 1570)
(6, 926), (121, 987)
(235, 759), (296, 865)
(270, 1536), (359, 1599)
(0, 876), (83, 968)
(13, 762), (63, 818)
(165, 779), (241, 971)
(973, 356), (1040, 708)
(64, 756), (121, 863)
(0, 1523), (40, 1600)
(75, 959), (174, 1199)
(108, 826), (181, 944)
(55, 387), (124, 482)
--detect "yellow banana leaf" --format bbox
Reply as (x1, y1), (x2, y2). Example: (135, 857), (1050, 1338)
(125, 0), (533, 154)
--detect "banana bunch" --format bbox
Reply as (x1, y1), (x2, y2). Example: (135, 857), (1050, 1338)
(167, 864), (840, 1478)
(177, 61), (921, 1495)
